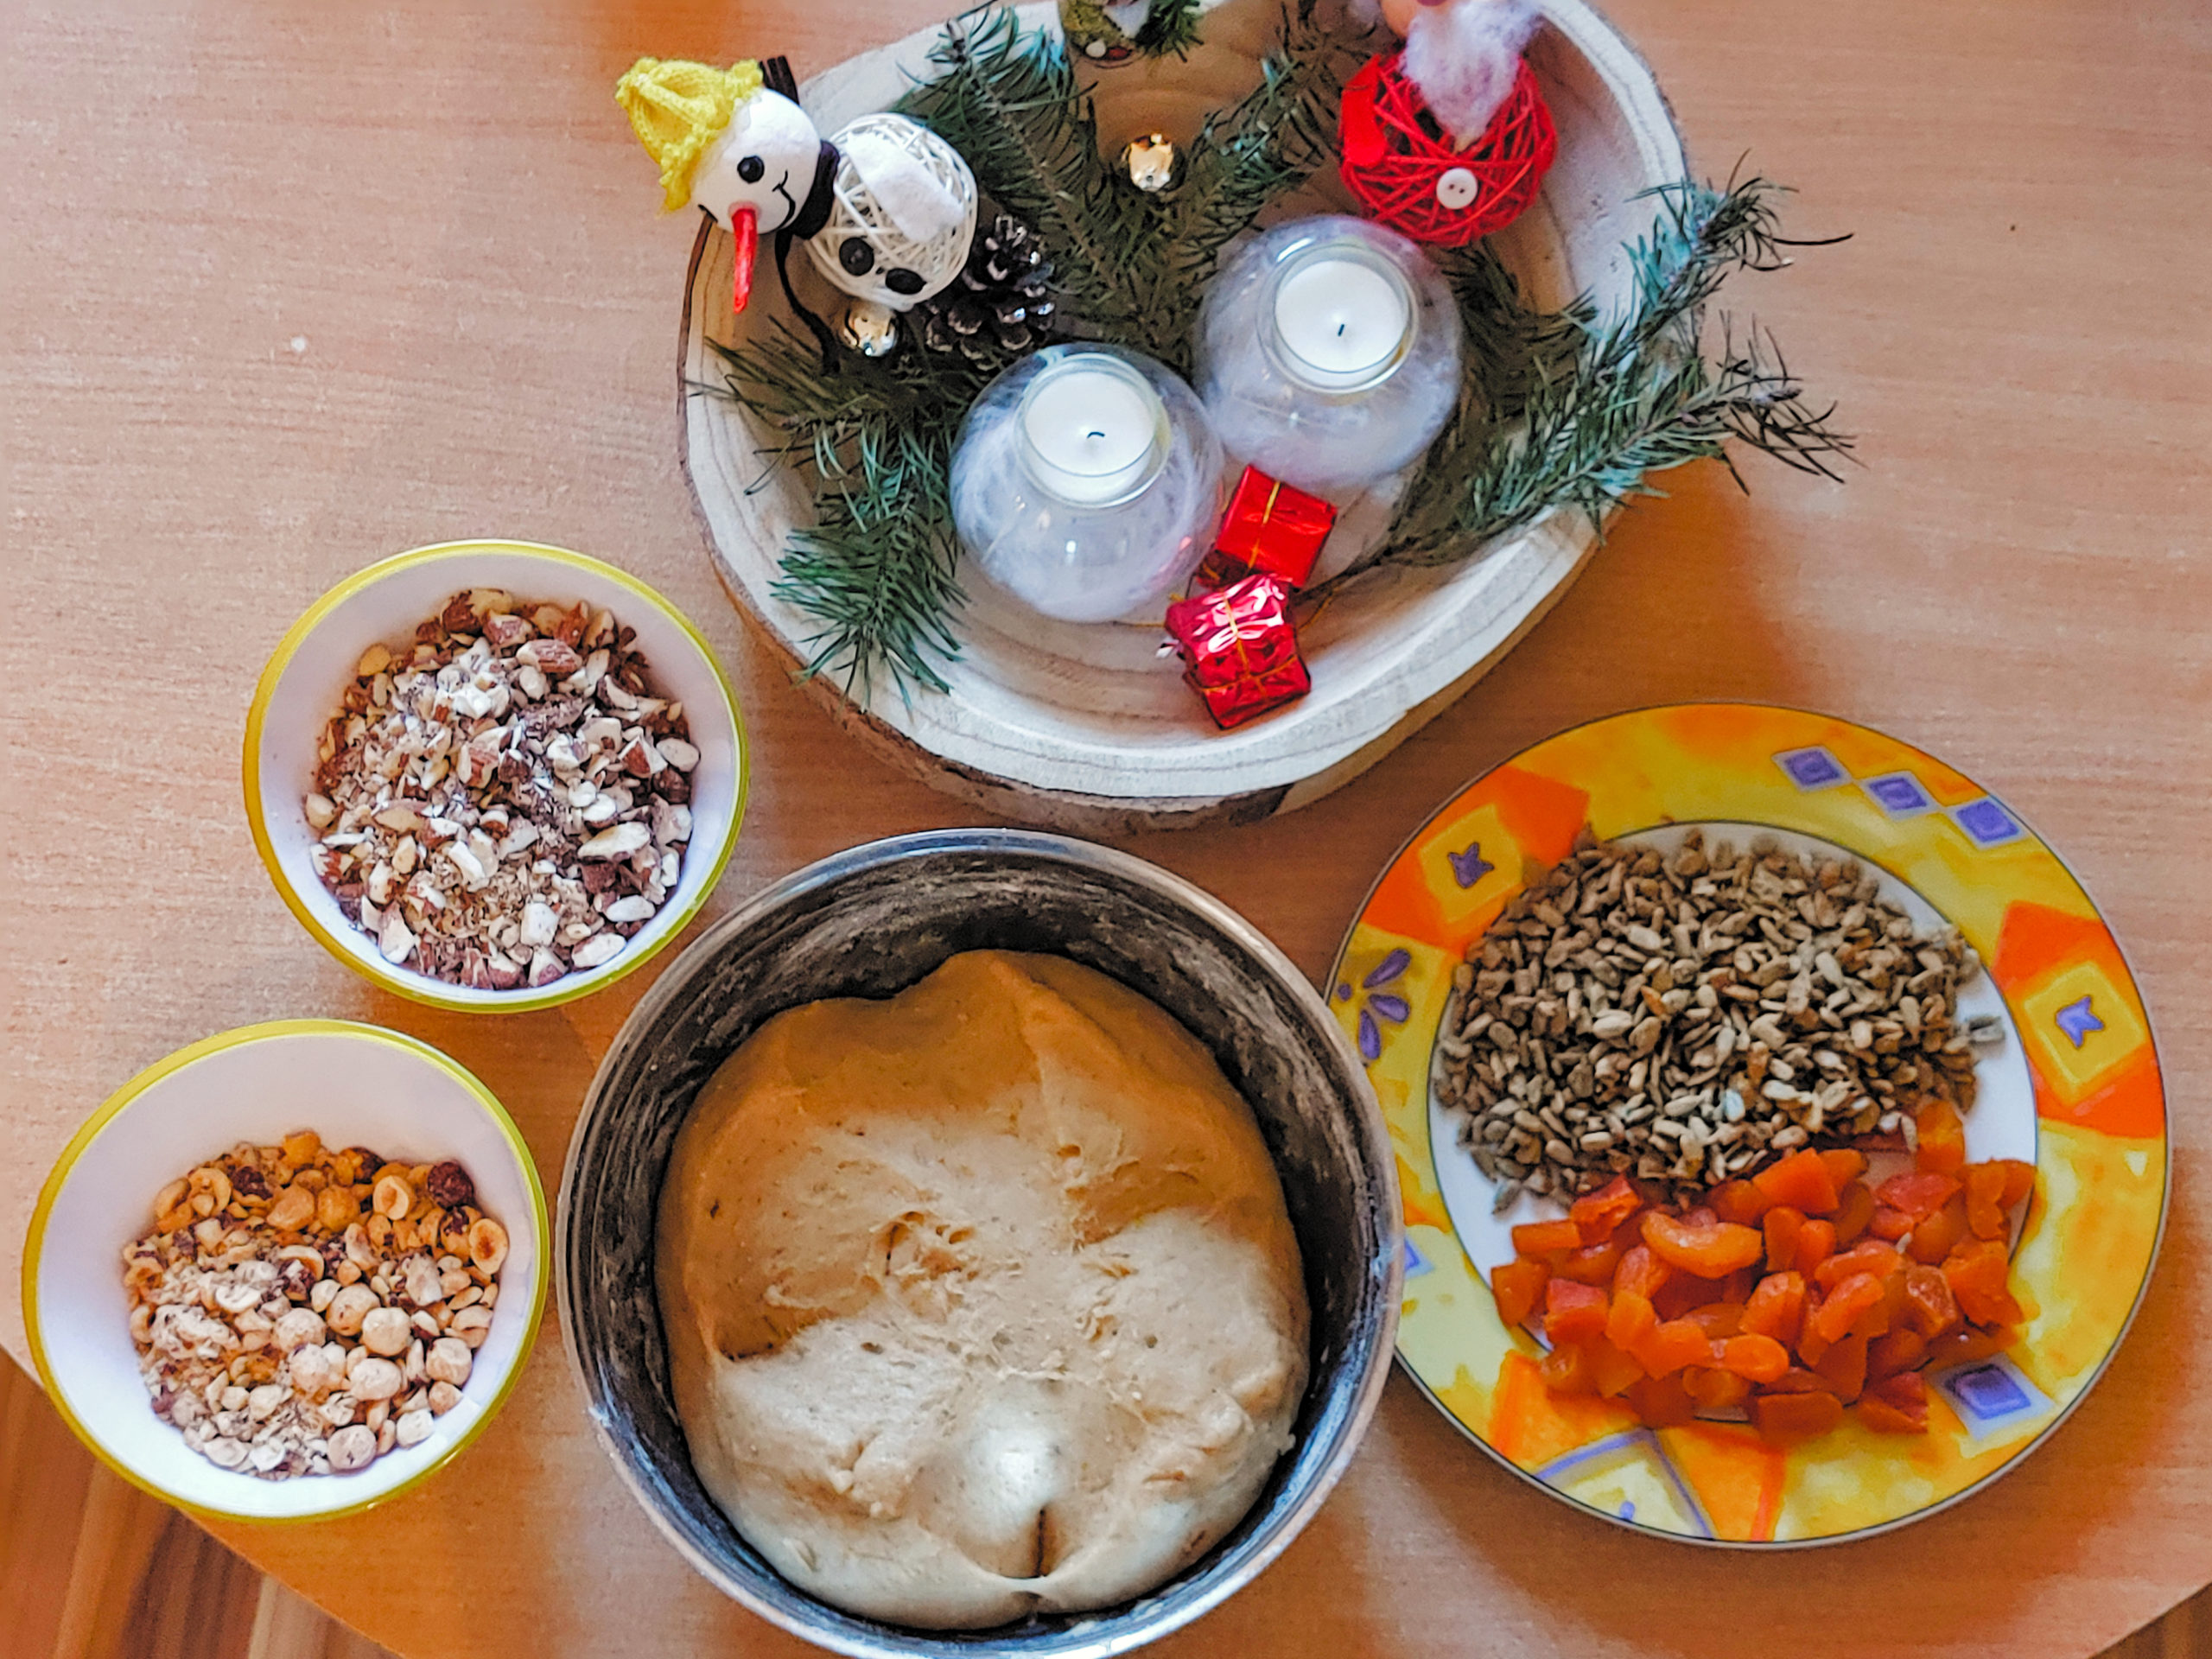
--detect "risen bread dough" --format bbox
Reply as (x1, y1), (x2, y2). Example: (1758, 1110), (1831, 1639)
(657, 950), (1308, 1630)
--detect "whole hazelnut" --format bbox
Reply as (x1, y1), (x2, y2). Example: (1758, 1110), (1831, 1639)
(327, 1425), (377, 1471)
(326, 1284), (379, 1338)
(350, 1357), (404, 1402)
(359, 1306), (412, 1357)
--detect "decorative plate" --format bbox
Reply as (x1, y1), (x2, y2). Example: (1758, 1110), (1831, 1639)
(1328, 703), (2167, 1545)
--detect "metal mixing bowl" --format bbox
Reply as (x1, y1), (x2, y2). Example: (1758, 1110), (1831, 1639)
(556, 830), (1400, 1657)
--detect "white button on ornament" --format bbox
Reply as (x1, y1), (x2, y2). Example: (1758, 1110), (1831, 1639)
(1436, 167), (1481, 211)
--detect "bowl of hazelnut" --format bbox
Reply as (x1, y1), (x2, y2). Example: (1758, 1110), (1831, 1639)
(24, 1020), (547, 1521)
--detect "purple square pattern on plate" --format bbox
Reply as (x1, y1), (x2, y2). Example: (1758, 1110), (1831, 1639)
(1774, 746), (1848, 791)
(1952, 795), (2027, 848)
(1862, 770), (1938, 818)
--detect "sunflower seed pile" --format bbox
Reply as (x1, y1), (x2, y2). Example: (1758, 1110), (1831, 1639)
(1436, 829), (1999, 1209)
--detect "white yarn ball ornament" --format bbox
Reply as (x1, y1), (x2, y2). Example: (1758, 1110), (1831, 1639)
(805, 113), (979, 313)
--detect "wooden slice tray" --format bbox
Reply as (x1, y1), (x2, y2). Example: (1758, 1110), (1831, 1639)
(679, 0), (1684, 832)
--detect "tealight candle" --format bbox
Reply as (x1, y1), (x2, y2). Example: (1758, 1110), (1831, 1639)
(1195, 215), (1461, 496)
(950, 345), (1224, 624)
(1019, 358), (1166, 505)
(1270, 250), (1414, 391)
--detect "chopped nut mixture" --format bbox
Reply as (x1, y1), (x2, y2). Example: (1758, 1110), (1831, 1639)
(124, 1130), (508, 1480)
(1436, 829), (1999, 1208)
(306, 589), (701, 990)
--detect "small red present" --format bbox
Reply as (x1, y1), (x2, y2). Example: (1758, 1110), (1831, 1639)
(1213, 465), (1337, 588)
(1163, 571), (1310, 730)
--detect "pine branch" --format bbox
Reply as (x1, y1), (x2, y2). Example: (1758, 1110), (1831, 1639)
(702, 323), (1015, 702)
(1306, 176), (1853, 600)
(898, 8), (1168, 339)
(1133, 0), (1205, 57)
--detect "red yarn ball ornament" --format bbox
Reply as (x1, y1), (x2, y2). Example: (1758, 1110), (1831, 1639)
(1338, 52), (1557, 247)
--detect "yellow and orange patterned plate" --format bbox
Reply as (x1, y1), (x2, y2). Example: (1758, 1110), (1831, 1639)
(1329, 704), (2166, 1545)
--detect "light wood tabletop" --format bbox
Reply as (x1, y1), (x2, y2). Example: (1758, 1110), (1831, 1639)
(4, 0), (2206, 1656)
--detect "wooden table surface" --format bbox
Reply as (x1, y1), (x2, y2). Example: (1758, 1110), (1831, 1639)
(5, 0), (2207, 1654)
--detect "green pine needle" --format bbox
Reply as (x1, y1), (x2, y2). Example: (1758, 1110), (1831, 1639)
(1308, 175), (1853, 598)
(1133, 0), (1206, 58)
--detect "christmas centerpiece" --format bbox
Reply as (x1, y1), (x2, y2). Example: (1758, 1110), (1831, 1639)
(651, 0), (1849, 830)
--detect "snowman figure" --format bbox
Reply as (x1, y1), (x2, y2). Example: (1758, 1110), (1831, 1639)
(618, 57), (977, 353)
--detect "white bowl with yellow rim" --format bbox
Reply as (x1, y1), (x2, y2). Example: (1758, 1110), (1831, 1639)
(23, 1020), (549, 1522)
(244, 540), (747, 1013)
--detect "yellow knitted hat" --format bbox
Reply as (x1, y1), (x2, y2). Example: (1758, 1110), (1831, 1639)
(615, 58), (766, 212)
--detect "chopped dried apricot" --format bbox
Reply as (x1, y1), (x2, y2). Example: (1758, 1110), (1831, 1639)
(1570, 1175), (1643, 1245)
(1635, 1318), (1722, 1378)
(1613, 1243), (1670, 1300)
(1543, 1279), (1610, 1344)
(1491, 1257), (1548, 1329)
(1943, 1239), (2024, 1326)
(1607, 1287), (1658, 1355)
(1814, 1239), (1902, 1292)
(1901, 1263), (1961, 1339)
(1751, 1389), (1844, 1445)
(1876, 1170), (1961, 1221)
(1588, 1336), (1647, 1398)
(1683, 1365), (1753, 1412)
(1810, 1272), (1886, 1346)
(1512, 1217), (1584, 1256)
(1831, 1179), (1877, 1245)
(1641, 1212), (1765, 1277)
(1554, 1238), (1624, 1286)
(1963, 1162), (2013, 1241)
(1751, 1149), (1840, 1216)
(1763, 1205), (1805, 1275)
(1859, 1370), (1929, 1433)
(1869, 1206), (1916, 1242)
(1684, 1303), (1745, 1339)
(1813, 1330), (1869, 1401)
(1793, 1218), (1838, 1278)
(1916, 1098), (1966, 1176)
(1710, 1179), (1770, 1226)
(1625, 1371), (1694, 1427)
(1720, 1332), (1790, 1384)
(1539, 1338), (1595, 1394)
(1820, 1147), (1869, 1189)
(1907, 1195), (1968, 1265)
(1868, 1327), (1929, 1380)
(1995, 1159), (2037, 1208)
(1740, 1272), (1807, 1347)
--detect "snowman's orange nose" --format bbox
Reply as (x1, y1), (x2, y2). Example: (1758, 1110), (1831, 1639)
(729, 205), (759, 313)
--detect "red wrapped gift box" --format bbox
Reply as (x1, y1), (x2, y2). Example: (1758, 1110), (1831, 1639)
(1212, 465), (1337, 588)
(1163, 571), (1311, 730)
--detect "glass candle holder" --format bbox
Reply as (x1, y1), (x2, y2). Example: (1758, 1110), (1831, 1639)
(1193, 215), (1462, 496)
(950, 344), (1225, 624)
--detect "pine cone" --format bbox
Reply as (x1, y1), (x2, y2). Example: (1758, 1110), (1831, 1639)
(917, 213), (1059, 363)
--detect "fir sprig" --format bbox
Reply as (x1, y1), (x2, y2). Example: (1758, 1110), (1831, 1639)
(1132, 0), (1206, 58)
(707, 322), (1020, 701)
(899, 8), (1166, 341)
(901, 2), (1357, 372)
(1307, 176), (1853, 598)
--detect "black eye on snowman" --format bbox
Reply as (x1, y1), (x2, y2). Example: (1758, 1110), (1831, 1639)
(884, 269), (925, 296)
(839, 238), (875, 276)
(736, 155), (766, 184)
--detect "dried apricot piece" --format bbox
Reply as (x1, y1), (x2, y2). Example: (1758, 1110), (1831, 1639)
(1491, 1257), (1548, 1328)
